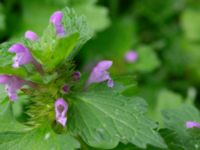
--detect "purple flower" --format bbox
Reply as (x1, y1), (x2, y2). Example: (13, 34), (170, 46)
(25, 30), (38, 41)
(8, 43), (33, 68)
(186, 121), (200, 128)
(55, 98), (68, 126)
(125, 51), (138, 63)
(72, 71), (81, 81)
(0, 75), (25, 101)
(50, 11), (65, 37)
(87, 60), (114, 88)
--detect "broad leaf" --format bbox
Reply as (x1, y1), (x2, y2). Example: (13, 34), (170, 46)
(0, 127), (80, 150)
(69, 88), (166, 149)
(0, 101), (28, 132)
(0, 100), (80, 150)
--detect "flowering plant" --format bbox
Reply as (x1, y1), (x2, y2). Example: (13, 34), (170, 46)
(0, 7), (168, 150)
(1, 6), (200, 150)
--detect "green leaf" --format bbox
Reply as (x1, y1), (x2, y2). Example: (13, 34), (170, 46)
(15, 0), (107, 37)
(0, 42), (13, 67)
(62, 7), (93, 58)
(0, 42), (29, 78)
(40, 32), (79, 71)
(0, 66), (28, 78)
(81, 18), (135, 59)
(26, 7), (92, 71)
(133, 45), (160, 72)
(0, 100), (80, 150)
(153, 89), (183, 123)
(73, 5), (110, 32)
(181, 8), (200, 41)
(0, 101), (28, 132)
(0, 85), (6, 102)
(0, 126), (80, 150)
(0, 3), (6, 32)
(69, 89), (166, 149)
(162, 104), (200, 149)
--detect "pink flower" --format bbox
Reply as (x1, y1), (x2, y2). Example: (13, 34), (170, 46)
(125, 51), (138, 63)
(87, 60), (114, 88)
(50, 11), (65, 37)
(55, 98), (68, 126)
(8, 43), (33, 68)
(0, 75), (25, 101)
(25, 30), (39, 41)
(186, 121), (200, 128)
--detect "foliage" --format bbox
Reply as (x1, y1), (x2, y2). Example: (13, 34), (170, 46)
(0, 0), (200, 150)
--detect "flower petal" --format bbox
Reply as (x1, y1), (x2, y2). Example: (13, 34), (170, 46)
(55, 98), (68, 126)
(186, 121), (200, 128)
(87, 60), (114, 87)
(125, 51), (138, 63)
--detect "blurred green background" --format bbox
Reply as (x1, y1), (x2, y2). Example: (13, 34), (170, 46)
(1, 0), (200, 123)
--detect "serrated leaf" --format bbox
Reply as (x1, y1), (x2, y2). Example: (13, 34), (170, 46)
(0, 126), (80, 150)
(62, 7), (93, 58)
(69, 89), (166, 149)
(162, 104), (200, 149)
(40, 32), (79, 71)
(0, 101), (80, 150)
(25, 7), (92, 72)
(17, 0), (107, 37)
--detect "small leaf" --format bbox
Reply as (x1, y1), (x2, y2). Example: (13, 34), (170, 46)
(42, 33), (79, 71)
(181, 8), (200, 41)
(25, 7), (92, 72)
(133, 45), (160, 72)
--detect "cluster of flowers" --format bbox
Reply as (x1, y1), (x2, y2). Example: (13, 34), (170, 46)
(0, 11), (115, 127)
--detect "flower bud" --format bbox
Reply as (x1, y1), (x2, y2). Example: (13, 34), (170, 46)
(25, 30), (38, 41)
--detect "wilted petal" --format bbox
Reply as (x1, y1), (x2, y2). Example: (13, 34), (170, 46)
(8, 44), (33, 68)
(125, 51), (138, 63)
(50, 11), (65, 36)
(87, 60), (114, 87)
(25, 30), (38, 41)
(186, 121), (200, 128)
(55, 98), (68, 126)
